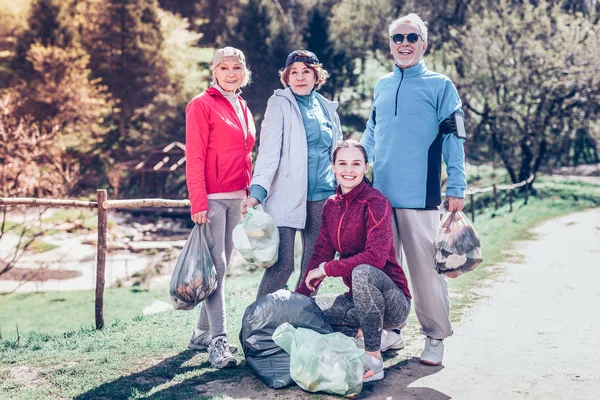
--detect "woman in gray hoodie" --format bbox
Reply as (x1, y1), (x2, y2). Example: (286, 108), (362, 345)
(241, 50), (343, 298)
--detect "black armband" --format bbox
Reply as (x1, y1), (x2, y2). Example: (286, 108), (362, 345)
(439, 110), (466, 139)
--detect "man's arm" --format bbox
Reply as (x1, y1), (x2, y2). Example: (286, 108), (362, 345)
(360, 87), (378, 163)
(438, 80), (467, 211)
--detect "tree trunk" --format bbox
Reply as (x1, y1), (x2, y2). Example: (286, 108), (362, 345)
(519, 136), (534, 183)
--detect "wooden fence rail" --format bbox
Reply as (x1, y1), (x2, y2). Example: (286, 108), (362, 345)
(0, 174), (534, 329)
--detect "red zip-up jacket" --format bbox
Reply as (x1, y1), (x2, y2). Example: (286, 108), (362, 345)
(297, 181), (411, 299)
(186, 87), (256, 214)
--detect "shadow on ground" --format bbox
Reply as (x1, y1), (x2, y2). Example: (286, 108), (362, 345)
(75, 350), (449, 400)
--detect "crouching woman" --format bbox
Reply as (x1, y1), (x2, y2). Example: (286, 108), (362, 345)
(296, 140), (412, 383)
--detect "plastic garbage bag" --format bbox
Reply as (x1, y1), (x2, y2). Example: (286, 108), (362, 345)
(434, 210), (483, 278)
(232, 206), (279, 268)
(239, 289), (333, 389)
(169, 224), (217, 310)
(273, 323), (364, 398)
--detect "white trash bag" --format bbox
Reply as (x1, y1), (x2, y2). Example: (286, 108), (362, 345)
(233, 206), (279, 268)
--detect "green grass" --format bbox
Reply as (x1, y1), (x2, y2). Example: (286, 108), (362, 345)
(1, 176), (599, 399)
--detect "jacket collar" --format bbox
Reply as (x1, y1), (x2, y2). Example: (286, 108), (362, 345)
(206, 85), (242, 98)
(393, 60), (426, 78)
(275, 87), (339, 113)
(336, 180), (368, 203)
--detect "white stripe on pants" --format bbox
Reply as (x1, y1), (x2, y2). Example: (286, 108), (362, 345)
(392, 208), (452, 340)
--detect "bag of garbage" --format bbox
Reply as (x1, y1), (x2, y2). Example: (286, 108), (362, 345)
(169, 224), (217, 310)
(239, 289), (333, 389)
(434, 210), (483, 278)
(273, 323), (364, 398)
(232, 206), (279, 268)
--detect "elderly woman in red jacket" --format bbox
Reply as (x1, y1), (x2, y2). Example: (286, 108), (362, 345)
(297, 139), (411, 383)
(185, 47), (255, 369)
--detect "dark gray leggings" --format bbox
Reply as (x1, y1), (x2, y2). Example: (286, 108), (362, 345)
(315, 264), (411, 352)
(256, 200), (325, 298)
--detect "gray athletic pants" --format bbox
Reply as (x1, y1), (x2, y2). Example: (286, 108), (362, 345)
(196, 199), (242, 339)
(392, 208), (452, 340)
(315, 264), (411, 352)
(256, 199), (325, 299)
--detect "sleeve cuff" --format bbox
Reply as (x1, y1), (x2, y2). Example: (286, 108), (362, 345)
(319, 262), (327, 276)
(249, 184), (267, 204)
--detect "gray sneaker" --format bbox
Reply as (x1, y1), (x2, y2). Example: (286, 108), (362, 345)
(188, 329), (211, 351)
(188, 329), (238, 354)
(209, 337), (237, 369)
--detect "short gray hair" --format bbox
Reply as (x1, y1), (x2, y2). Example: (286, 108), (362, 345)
(388, 13), (428, 43)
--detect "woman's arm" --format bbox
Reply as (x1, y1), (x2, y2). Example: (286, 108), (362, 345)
(185, 99), (211, 215)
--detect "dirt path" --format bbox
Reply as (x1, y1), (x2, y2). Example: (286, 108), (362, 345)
(377, 207), (600, 399)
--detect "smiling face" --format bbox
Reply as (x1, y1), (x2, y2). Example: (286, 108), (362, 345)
(389, 23), (427, 68)
(287, 62), (317, 95)
(332, 147), (369, 194)
(213, 60), (245, 92)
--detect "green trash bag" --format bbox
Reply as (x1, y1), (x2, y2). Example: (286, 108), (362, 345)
(169, 224), (217, 310)
(272, 322), (364, 398)
(232, 206), (279, 268)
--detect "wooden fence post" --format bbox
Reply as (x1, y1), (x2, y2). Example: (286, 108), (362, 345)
(509, 189), (513, 212)
(470, 193), (475, 222)
(95, 189), (107, 330)
(493, 184), (499, 211)
(524, 182), (529, 205)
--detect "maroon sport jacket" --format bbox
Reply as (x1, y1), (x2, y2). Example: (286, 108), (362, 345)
(297, 181), (411, 299)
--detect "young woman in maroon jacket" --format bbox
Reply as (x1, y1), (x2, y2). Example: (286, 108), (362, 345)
(297, 139), (412, 383)
(185, 47), (256, 369)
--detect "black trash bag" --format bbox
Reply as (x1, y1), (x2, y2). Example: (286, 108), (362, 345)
(240, 289), (333, 389)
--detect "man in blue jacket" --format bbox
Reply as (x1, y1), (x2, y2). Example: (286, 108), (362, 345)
(361, 13), (467, 366)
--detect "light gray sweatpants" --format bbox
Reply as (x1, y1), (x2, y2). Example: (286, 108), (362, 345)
(196, 199), (242, 339)
(393, 208), (453, 340)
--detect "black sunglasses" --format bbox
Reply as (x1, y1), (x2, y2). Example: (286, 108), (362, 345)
(390, 33), (423, 44)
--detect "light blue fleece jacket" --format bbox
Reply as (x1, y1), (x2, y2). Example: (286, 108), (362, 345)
(292, 91), (335, 201)
(361, 60), (467, 209)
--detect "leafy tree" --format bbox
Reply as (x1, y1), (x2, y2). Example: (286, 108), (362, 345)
(442, 0), (600, 183)
(218, 0), (283, 119)
(78, 0), (171, 147)
(0, 0), (30, 87)
(14, 0), (77, 62)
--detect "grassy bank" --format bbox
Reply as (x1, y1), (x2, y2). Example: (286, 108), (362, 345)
(1, 177), (599, 399)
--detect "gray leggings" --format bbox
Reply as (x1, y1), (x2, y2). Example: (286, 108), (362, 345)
(196, 199), (242, 339)
(256, 200), (325, 299)
(315, 264), (411, 352)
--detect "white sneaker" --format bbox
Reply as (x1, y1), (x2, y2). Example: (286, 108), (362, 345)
(363, 354), (384, 383)
(381, 329), (405, 351)
(420, 337), (444, 366)
(356, 329), (405, 352)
